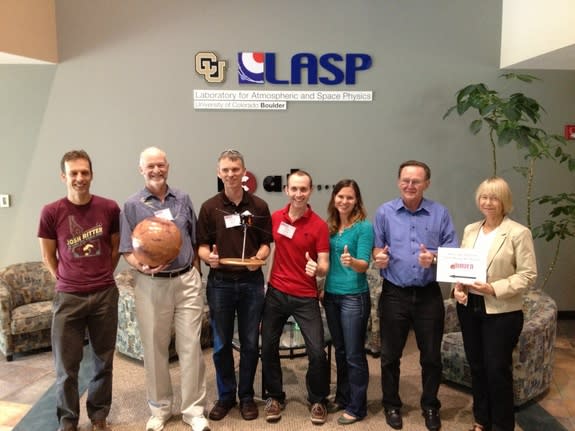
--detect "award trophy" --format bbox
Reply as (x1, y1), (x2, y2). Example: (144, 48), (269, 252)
(219, 210), (266, 266)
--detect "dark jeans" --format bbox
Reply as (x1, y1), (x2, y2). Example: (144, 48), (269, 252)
(324, 291), (370, 419)
(457, 295), (523, 431)
(378, 280), (444, 411)
(261, 285), (330, 404)
(207, 269), (265, 403)
(51, 286), (118, 429)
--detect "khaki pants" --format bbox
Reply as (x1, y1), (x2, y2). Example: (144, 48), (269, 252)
(135, 267), (206, 421)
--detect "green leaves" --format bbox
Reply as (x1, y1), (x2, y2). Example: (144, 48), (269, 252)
(469, 119), (482, 134)
(532, 193), (575, 241)
(445, 73), (574, 288)
(444, 74), (574, 175)
(500, 72), (541, 83)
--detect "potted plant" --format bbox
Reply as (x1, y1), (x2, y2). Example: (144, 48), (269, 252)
(444, 73), (575, 289)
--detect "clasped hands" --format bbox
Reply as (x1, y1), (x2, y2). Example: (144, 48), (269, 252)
(453, 281), (495, 305)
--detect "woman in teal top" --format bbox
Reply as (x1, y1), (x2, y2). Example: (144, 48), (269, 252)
(324, 179), (374, 424)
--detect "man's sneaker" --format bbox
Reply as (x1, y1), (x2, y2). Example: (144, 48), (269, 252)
(146, 415), (170, 431)
(264, 398), (283, 422)
(310, 402), (327, 425)
(189, 415), (210, 431)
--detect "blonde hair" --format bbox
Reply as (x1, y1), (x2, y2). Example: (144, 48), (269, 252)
(475, 176), (513, 215)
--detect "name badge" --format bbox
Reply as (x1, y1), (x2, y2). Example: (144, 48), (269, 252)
(224, 214), (242, 228)
(154, 208), (174, 220)
(278, 221), (296, 239)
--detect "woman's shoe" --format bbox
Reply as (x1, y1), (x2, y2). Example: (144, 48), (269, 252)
(337, 414), (360, 425)
(327, 401), (344, 414)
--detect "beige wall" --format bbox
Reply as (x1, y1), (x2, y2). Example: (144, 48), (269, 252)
(0, 0), (58, 63)
(1, 0), (574, 308)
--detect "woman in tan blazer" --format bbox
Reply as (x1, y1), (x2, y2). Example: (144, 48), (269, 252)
(452, 177), (537, 431)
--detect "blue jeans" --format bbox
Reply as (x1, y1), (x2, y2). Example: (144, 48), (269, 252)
(207, 269), (265, 403)
(323, 291), (370, 419)
(260, 285), (330, 404)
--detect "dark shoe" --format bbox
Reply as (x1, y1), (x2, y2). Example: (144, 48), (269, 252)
(337, 413), (360, 425)
(264, 398), (283, 422)
(326, 400), (344, 414)
(310, 402), (327, 425)
(384, 408), (403, 430)
(240, 399), (259, 421)
(208, 400), (236, 421)
(422, 408), (441, 431)
(91, 419), (111, 431)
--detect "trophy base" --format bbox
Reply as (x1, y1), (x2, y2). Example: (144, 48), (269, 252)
(219, 257), (266, 266)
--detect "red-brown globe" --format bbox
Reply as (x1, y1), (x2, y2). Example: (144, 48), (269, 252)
(131, 217), (182, 267)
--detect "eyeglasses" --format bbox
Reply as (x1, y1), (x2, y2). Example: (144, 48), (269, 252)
(399, 178), (426, 186)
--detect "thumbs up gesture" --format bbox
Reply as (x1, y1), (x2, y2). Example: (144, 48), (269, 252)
(374, 245), (389, 269)
(305, 251), (318, 277)
(340, 244), (352, 267)
(208, 244), (220, 268)
(418, 244), (434, 268)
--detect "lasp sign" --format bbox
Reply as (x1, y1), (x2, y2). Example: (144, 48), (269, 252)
(238, 52), (372, 85)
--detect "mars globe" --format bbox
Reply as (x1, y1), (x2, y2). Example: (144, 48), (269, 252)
(132, 217), (182, 267)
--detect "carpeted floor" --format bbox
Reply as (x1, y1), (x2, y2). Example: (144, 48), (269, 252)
(78, 352), (474, 430)
(16, 332), (567, 430)
(75, 335), (482, 431)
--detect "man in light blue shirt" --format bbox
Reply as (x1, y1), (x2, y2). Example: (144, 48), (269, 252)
(373, 160), (457, 431)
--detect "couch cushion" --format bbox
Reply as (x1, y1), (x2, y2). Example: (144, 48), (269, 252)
(365, 267), (383, 354)
(441, 289), (557, 406)
(441, 331), (472, 387)
(10, 301), (53, 334)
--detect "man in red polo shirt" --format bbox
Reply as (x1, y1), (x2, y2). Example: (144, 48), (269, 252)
(260, 170), (330, 425)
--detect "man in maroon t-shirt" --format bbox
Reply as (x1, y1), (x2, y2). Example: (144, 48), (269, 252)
(260, 171), (331, 425)
(38, 150), (120, 431)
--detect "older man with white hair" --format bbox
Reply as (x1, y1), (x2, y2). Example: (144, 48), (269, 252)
(120, 147), (209, 431)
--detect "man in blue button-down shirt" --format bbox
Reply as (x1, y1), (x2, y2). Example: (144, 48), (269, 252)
(373, 160), (458, 431)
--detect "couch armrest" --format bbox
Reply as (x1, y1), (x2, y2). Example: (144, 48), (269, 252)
(0, 279), (13, 350)
(0, 278), (12, 322)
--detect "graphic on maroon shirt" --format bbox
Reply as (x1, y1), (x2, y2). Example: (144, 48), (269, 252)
(66, 215), (103, 258)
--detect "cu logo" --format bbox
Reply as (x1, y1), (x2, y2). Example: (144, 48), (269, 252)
(195, 52), (226, 83)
